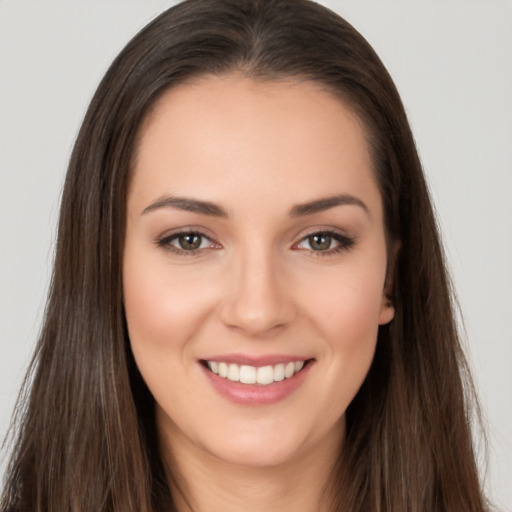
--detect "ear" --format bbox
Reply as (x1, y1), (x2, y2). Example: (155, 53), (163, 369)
(378, 296), (395, 325)
(378, 240), (400, 326)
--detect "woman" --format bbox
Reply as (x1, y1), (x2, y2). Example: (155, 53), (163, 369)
(0, 0), (490, 510)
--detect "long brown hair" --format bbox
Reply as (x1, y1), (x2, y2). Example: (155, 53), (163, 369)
(1, 0), (489, 510)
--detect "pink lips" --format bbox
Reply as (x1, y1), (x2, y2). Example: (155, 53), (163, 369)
(199, 355), (313, 406)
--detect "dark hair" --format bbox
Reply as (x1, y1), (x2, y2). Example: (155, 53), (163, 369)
(1, 0), (489, 510)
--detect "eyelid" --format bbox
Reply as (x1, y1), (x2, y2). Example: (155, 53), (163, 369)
(156, 226), (222, 255)
(155, 225), (355, 256)
(291, 227), (356, 254)
(292, 225), (352, 242)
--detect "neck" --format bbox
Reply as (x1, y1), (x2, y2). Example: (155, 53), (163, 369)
(160, 420), (345, 512)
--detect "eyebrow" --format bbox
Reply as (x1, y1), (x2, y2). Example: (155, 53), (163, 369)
(289, 194), (369, 217)
(141, 193), (368, 218)
(142, 196), (228, 217)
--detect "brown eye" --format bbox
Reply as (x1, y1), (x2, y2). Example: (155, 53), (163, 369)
(178, 233), (203, 250)
(308, 233), (333, 251)
(295, 231), (355, 255)
(158, 231), (217, 254)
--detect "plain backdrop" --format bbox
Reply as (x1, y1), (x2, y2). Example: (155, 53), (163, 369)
(1, 0), (511, 509)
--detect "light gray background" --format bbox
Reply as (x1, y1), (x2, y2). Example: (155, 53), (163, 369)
(1, 1), (511, 509)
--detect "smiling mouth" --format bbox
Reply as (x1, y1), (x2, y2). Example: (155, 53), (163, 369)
(201, 359), (312, 386)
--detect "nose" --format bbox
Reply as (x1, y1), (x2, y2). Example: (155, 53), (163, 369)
(219, 246), (297, 337)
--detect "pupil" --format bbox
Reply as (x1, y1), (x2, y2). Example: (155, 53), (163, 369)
(179, 234), (201, 250)
(310, 234), (331, 251)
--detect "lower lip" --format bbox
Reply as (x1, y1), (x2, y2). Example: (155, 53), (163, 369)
(200, 361), (313, 406)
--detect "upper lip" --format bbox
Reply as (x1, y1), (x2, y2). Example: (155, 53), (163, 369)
(200, 354), (312, 367)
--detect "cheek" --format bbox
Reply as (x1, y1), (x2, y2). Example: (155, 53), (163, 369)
(123, 246), (217, 366)
(306, 264), (387, 341)
(122, 252), (220, 415)
(298, 260), (387, 392)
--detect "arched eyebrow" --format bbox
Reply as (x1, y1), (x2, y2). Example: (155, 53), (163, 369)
(142, 196), (228, 217)
(141, 194), (368, 218)
(289, 195), (369, 217)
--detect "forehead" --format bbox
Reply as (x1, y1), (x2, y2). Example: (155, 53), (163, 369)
(129, 74), (381, 217)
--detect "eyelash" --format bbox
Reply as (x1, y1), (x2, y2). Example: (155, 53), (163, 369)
(293, 231), (356, 256)
(157, 230), (219, 257)
(156, 229), (355, 257)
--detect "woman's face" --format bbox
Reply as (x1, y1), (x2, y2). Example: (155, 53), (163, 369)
(124, 75), (394, 468)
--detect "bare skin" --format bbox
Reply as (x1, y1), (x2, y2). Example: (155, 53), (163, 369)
(165, 419), (343, 512)
(124, 74), (394, 511)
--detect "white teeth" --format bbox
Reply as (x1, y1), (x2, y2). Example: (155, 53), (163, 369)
(208, 361), (219, 374)
(274, 363), (285, 381)
(218, 362), (228, 378)
(284, 362), (295, 378)
(227, 363), (239, 382)
(256, 365), (274, 385)
(206, 360), (307, 386)
(239, 365), (256, 384)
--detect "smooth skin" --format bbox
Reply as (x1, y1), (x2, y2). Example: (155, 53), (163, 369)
(124, 74), (395, 512)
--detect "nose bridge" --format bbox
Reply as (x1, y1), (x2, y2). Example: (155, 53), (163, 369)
(220, 238), (294, 335)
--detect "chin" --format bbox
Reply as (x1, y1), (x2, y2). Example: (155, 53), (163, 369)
(200, 416), (343, 470)
(207, 436), (304, 469)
